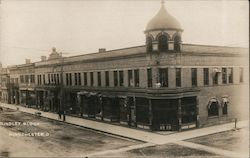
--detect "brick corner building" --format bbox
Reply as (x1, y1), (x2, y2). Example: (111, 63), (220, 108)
(0, 3), (248, 131)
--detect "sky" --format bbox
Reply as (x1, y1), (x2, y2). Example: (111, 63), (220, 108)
(0, 0), (249, 67)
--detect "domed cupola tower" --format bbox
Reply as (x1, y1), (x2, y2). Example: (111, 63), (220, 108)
(145, 0), (183, 53)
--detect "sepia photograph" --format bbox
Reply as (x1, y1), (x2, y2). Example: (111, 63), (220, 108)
(0, 0), (249, 157)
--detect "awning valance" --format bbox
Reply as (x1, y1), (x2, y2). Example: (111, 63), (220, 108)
(77, 91), (100, 97)
(77, 91), (89, 95)
(207, 98), (219, 109)
(213, 68), (221, 73)
(221, 97), (229, 107)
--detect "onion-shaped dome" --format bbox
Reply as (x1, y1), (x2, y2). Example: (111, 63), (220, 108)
(145, 5), (182, 32)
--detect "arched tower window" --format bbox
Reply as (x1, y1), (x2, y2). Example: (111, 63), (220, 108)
(174, 35), (181, 51)
(158, 35), (168, 52)
(146, 36), (153, 52)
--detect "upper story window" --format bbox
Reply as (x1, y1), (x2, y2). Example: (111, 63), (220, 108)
(203, 68), (209, 86)
(147, 68), (152, 87)
(159, 68), (168, 87)
(66, 73), (72, 86)
(14, 78), (19, 84)
(119, 71), (124, 87)
(174, 35), (181, 51)
(69, 73), (72, 85)
(128, 70), (133, 87)
(57, 74), (60, 85)
(176, 68), (181, 87)
(213, 73), (218, 85)
(134, 69), (140, 87)
(20, 75), (24, 83)
(74, 73), (78, 86)
(158, 35), (168, 52)
(74, 73), (81, 86)
(43, 75), (45, 84)
(113, 71), (118, 87)
(84, 72), (87, 86)
(51, 74), (54, 84)
(239, 67), (244, 83)
(30, 75), (35, 83)
(97, 72), (101, 86)
(146, 36), (153, 52)
(105, 71), (109, 86)
(222, 68), (227, 84)
(228, 68), (233, 84)
(90, 72), (94, 86)
(191, 68), (197, 87)
(25, 75), (29, 83)
(54, 74), (57, 84)
(65, 73), (68, 85)
(37, 75), (41, 85)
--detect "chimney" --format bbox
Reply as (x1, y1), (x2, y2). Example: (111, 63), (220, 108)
(41, 56), (47, 61)
(99, 48), (106, 53)
(25, 59), (31, 64)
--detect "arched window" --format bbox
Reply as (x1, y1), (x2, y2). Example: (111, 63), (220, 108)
(222, 97), (229, 115)
(174, 35), (181, 51)
(208, 100), (219, 117)
(158, 35), (168, 52)
(222, 103), (228, 115)
(146, 36), (153, 52)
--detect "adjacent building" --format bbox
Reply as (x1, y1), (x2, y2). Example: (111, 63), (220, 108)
(0, 3), (248, 131)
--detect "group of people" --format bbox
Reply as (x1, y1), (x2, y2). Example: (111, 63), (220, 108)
(57, 110), (66, 121)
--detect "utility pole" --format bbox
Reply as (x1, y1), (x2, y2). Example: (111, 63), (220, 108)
(59, 52), (65, 121)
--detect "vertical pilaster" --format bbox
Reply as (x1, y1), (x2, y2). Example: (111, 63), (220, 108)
(152, 67), (159, 88)
(177, 98), (182, 131)
(149, 99), (153, 130)
(14, 90), (18, 104)
(19, 90), (22, 105)
(10, 89), (13, 104)
(133, 96), (137, 127)
(196, 97), (200, 128)
(99, 95), (103, 120)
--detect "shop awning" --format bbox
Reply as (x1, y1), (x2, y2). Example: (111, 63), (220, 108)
(89, 92), (98, 96)
(213, 68), (221, 73)
(207, 98), (219, 109)
(77, 91), (89, 95)
(221, 97), (229, 107)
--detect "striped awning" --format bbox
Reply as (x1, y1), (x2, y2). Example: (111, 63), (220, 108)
(221, 97), (229, 107)
(207, 98), (219, 109)
(77, 91), (89, 95)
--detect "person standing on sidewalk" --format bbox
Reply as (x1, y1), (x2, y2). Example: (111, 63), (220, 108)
(63, 110), (66, 121)
(57, 111), (61, 120)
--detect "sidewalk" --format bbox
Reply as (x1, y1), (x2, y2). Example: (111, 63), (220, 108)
(0, 103), (248, 145)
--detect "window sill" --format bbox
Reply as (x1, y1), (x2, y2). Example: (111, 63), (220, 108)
(208, 116), (219, 119)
